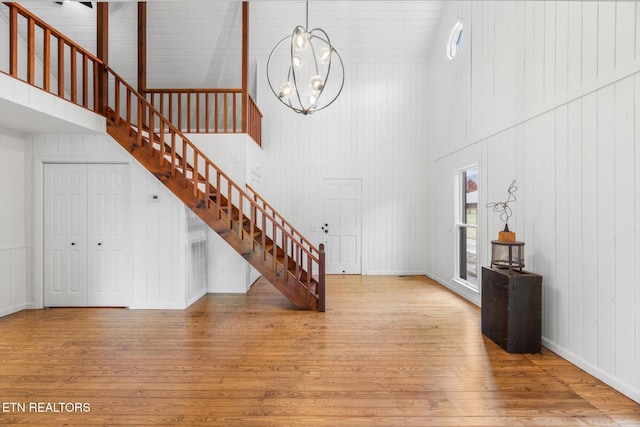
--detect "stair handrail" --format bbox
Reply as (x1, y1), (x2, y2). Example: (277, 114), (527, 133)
(2, 1), (324, 310)
(246, 184), (320, 259)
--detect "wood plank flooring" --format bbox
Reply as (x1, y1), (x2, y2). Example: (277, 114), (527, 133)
(1, 275), (639, 426)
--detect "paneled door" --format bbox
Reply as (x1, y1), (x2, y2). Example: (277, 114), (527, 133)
(44, 163), (131, 307)
(322, 179), (362, 274)
(87, 164), (131, 306)
(44, 164), (88, 307)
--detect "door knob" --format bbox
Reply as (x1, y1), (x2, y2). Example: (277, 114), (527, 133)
(97, 243), (102, 246)
(321, 224), (329, 234)
(71, 242), (76, 246)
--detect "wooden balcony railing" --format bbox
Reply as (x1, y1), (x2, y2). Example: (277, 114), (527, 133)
(144, 88), (239, 133)
(143, 88), (262, 147)
(2, 2), (101, 111)
(247, 94), (262, 146)
(1, 2), (262, 146)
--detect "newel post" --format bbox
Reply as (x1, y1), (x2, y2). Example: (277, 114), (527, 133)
(8, 4), (18, 77)
(96, 2), (109, 115)
(137, 2), (147, 94)
(241, 1), (249, 133)
(318, 243), (326, 312)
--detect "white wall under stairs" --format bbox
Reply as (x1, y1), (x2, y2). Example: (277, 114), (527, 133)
(0, 76), (266, 315)
(187, 133), (266, 294)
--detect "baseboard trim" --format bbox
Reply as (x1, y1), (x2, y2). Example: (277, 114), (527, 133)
(0, 303), (28, 318)
(541, 338), (640, 405)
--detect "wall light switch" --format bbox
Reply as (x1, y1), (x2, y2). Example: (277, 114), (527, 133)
(150, 194), (162, 202)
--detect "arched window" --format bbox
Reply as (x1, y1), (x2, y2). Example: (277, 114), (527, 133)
(447, 21), (464, 60)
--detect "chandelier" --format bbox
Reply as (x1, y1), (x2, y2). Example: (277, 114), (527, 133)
(266, 1), (344, 115)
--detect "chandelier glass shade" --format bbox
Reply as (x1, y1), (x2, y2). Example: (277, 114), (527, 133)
(267, 4), (344, 115)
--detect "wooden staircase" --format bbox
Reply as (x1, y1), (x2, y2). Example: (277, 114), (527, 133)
(104, 71), (325, 311)
(1, 2), (325, 311)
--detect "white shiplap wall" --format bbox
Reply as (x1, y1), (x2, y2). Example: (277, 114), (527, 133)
(254, 60), (430, 275)
(426, 0), (640, 404)
(0, 68), (204, 312)
(0, 129), (29, 317)
(29, 132), (196, 310)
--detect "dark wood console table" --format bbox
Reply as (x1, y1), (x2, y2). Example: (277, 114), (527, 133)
(481, 266), (542, 353)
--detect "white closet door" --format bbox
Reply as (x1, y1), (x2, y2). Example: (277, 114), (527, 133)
(44, 164), (88, 307)
(87, 164), (131, 306)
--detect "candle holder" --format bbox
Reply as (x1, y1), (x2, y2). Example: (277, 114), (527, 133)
(490, 240), (524, 271)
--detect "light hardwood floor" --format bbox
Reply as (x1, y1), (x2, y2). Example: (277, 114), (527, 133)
(1, 275), (639, 426)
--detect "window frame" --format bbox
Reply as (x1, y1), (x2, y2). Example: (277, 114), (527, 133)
(447, 21), (464, 60)
(455, 165), (479, 292)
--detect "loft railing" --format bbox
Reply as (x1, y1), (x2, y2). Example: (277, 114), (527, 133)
(2, 2), (100, 111)
(1, 1), (322, 310)
(247, 94), (262, 145)
(1, 2), (262, 146)
(143, 88), (262, 146)
(144, 88), (241, 133)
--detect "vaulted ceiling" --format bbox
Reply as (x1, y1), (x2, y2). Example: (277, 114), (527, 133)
(9, 1), (444, 89)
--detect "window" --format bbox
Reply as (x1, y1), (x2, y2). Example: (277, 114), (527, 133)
(447, 21), (464, 60)
(456, 166), (478, 290)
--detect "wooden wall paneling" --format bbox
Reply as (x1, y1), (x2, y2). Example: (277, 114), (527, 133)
(612, 77), (636, 381)
(485, 135), (497, 239)
(461, 1), (472, 142)
(543, 1), (557, 104)
(477, 140), (486, 270)
(582, 3), (599, 85)
(637, 3), (640, 64)
(0, 252), (8, 314)
(554, 104), (569, 349)
(493, 2), (513, 123)
(541, 111), (557, 342)
(555, 2), (569, 97)
(0, 251), (9, 312)
(513, 124), (526, 247)
(581, 91), (599, 365)
(597, 2), (616, 79)
(481, 1), (495, 131)
(10, 249), (26, 311)
(531, 2), (546, 109)
(615, 2), (636, 71)
(596, 85), (616, 375)
(503, 128), (518, 235)
(494, 134), (506, 238)
(499, 128), (517, 228)
(522, 119), (536, 274)
(635, 73), (640, 391)
(512, 2), (526, 118)
(566, 98), (583, 357)
(470, 2), (484, 135)
(0, 132), (26, 249)
(523, 1), (536, 112)
(567, 2), (583, 94)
